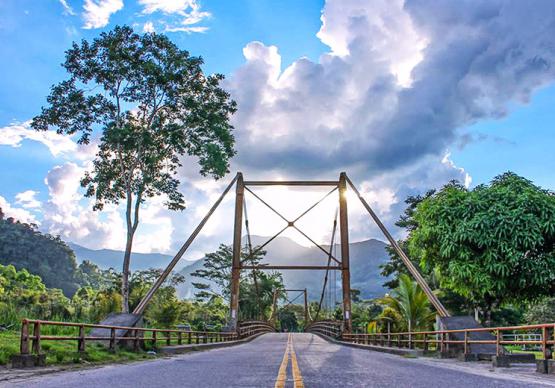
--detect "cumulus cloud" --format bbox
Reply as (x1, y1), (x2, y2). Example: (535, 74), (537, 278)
(82, 0), (123, 29)
(227, 0), (555, 185)
(0, 122), (77, 157)
(0, 196), (38, 224)
(138, 0), (210, 33)
(15, 190), (41, 209)
(219, 0), (555, 241)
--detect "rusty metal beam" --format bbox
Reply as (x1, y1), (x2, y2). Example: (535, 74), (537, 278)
(339, 172), (352, 332)
(241, 265), (341, 270)
(229, 173), (244, 330)
(345, 174), (450, 318)
(133, 174), (238, 315)
(244, 181), (338, 186)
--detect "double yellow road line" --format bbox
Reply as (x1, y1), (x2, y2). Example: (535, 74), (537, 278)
(275, 333), (304, 388)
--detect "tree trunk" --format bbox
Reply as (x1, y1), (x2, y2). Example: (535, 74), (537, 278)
(121, 189), (140, 314)
(121, 229), (135, 313)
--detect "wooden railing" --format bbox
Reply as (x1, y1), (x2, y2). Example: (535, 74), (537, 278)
(19, 319), (274, 357)
(341, 323), (555, 359)
(305, 320), (343, 338)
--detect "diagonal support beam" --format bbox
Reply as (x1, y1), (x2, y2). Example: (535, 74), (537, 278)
(345, 175), (450, 318)
(133, 174), (238, 315)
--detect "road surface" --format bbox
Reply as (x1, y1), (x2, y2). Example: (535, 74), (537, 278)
(7, 333), (551, 387)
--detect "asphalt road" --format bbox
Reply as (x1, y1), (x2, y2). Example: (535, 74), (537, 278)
(7, 333), (551, 388)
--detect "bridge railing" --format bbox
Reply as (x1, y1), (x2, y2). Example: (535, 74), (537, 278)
(18, 318), (273, 357)
(305, 320), (343, 339)
(237, 320), (276, 338)
(341, 322), (555, 359)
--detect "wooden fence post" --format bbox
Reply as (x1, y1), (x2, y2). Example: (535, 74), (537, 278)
(542, 326), (548, 361)
(78, 325), (86, 352)
(177, 332), (182, 345)
(464, 330), (469, 355)
(166, 331), (171, 346)
(152, 331), (157, 349)
(440, 332), (445, 353)
(109, 328), (116, 351)
(32, 322), (41, 355)
(133, 329), (139, 351)
(20, 320), (30, 355)
(188, 331), (192, 344)
(496, 329), (501, 356)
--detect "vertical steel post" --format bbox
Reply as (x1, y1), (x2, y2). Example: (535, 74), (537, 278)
(303, 289), (308, 324)
(229, 173), (244, 330)
(338, 172), (352, 332)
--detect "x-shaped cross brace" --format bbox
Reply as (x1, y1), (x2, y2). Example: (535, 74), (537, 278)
(241, 186), (341, 265)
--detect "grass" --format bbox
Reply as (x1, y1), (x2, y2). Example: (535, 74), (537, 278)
(505, 345), (544, 360)
(0, 331), (157, 366)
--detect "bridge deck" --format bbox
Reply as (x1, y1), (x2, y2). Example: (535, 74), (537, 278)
(9, 333), (548, 387)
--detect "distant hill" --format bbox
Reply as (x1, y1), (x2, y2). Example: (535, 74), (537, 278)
(177, 236), (391, 301)
(0, 212), (79, 296)
(69, 236), (392, 301)
(68, 243), (178, 271)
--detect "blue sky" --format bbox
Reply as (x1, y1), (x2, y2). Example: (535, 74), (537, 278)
(1, 0), (555, 257)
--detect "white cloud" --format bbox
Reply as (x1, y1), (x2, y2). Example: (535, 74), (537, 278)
(143, 21), (155, 33)
(0, 122), (77, 157)
(82, 0), (123, 29)
(224, 0), (555, 243)
(138, 0), (210, 33)
(0, 196), (38, 224)
(59, 0), (76, 16)
(15, 190), (41, 209)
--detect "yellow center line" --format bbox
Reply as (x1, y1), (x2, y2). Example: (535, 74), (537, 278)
(274, 334), (290, 388)
(274, 333), (305, 388)
(290, 335), (304, 388)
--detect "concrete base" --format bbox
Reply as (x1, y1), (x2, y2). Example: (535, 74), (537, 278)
(90, 313), (143, 348)
(11, 354), (46, 368)
(439, 351), (455, 359)
(536, 359), (555, 374)
(492, 355), (511, 368)
(492, 354), (536, 368)
(457, 353), (479, 362)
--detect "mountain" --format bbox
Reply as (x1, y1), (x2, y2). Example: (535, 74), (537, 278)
(176, 236), (391, 301)
(69, 236), (392, 301)
(69, 243), (178, 271)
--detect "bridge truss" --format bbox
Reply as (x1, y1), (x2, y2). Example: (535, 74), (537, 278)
(132, 172), (449, 333)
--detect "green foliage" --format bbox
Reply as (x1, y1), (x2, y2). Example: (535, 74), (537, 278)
(377, 274), (435, 332)
(524, 297), (555, 324)
(408, 173), (555, 315)
(0, 212), (79, 295)
(278, 308), (299, 332)
(31, 25), (237, 312)
(351, 300), (383, 332)
(0, 264), (72, 328)
(192, 244), (284, 321)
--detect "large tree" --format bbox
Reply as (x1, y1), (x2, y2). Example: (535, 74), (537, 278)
(32, 26), (237, 313)
(191, 244), (284, 321)
(408, 173), (555, 322)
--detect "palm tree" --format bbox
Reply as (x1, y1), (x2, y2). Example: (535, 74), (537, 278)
(378, 274), (435, 333)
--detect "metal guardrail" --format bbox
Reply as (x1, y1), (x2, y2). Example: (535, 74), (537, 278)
(341, 323), (555, 359)
(19, 319), (275, 357)
(305, 320), (343, 339)
(237, 320), (276, 338)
